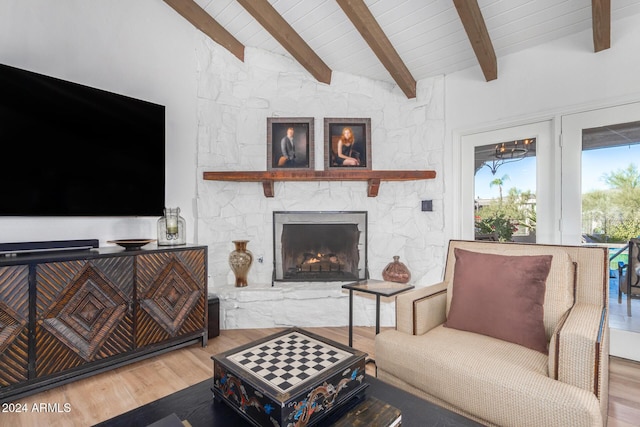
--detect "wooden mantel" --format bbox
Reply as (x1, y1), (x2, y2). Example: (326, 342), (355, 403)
(203, 170), (436, 197)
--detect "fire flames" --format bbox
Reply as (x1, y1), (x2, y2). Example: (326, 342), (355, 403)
(302, 253), (339, 265)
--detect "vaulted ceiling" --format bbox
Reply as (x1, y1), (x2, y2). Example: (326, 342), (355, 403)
(163, 0), (640, 99)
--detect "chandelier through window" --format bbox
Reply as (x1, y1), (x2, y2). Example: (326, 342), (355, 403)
(484, 138), (535, 175)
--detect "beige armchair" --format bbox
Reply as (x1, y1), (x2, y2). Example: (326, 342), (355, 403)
(375, 240), (609, 427)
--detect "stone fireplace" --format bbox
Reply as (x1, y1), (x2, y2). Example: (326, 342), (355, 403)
(273, 211), (368, 283)
(195, 45), (445, 330)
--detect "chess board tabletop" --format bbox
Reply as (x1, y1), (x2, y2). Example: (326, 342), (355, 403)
(212, 327), (367, 399)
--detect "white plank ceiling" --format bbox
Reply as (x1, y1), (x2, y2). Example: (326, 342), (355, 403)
(182, 0), (640, 92)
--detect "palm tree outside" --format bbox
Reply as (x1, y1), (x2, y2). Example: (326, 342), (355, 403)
(489, 174), (509, 204)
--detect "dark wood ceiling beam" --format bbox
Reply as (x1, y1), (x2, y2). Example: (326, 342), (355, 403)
(452, 0), (497, 81)
(163, 0), (244, 61)
(336, 0), (416, 99)
(236, 0), (332, 84)
(592, 0), (611, 52)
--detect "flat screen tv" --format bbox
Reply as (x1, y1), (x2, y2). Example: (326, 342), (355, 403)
(0, 63), (165, 216)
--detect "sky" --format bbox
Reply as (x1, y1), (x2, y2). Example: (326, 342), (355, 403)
(475, 144), (640, 199)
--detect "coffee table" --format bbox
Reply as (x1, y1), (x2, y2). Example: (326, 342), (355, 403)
(96, 374), (482, 427)
(211, 328), (368, 426)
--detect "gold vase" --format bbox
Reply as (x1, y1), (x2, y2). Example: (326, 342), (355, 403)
(229, 240), (253, 287)
(382, 255), (411, 283)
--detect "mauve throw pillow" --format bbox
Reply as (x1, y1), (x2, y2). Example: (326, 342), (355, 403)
(444, 248), (553, 354)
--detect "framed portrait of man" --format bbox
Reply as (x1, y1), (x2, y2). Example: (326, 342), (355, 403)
(267, 117), (314, 171)
(324, 118), (371, 170)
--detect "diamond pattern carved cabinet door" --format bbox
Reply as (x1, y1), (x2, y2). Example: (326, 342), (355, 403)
(35, 256), (134, 378)
(0, 265), (29, 387)
(135, 249), (206, 348)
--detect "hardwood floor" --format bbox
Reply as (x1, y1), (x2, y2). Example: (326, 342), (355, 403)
(2, 327), (639, 427)
(608, 356), (640, 427)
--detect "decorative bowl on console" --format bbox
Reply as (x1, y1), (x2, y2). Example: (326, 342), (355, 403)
(108, 239), (156, 250)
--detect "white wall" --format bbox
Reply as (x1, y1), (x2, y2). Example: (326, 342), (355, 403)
(444, 13), (640, 241)
(0, 0), (199, 246)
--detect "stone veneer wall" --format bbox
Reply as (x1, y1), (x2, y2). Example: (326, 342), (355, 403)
(195, 39), (446, 329)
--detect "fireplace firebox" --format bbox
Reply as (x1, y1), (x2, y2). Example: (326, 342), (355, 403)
(273, 211), (368, 283)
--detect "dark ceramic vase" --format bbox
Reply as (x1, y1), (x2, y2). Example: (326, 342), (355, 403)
(382, 255), (411, 283)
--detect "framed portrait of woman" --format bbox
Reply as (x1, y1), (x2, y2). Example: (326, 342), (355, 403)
(267, 117), (314, 171)
(324, 118), (371, 170)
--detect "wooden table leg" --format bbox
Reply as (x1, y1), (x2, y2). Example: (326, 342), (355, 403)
(349, 289), (354, 346)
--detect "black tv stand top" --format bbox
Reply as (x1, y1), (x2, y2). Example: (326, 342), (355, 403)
(0, 239), (99, 256)
(0, 243), (205, 266)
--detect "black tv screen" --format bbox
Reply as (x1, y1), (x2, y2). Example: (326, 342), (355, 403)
(0, 63), (165, 216)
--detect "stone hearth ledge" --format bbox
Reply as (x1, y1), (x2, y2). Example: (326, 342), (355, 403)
(215, 282), (396, 330)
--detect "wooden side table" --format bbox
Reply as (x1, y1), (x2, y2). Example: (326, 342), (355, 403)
(342, 279), (414, 347)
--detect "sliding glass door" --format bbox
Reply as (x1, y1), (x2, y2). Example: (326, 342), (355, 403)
(561, 102), (640, 361)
